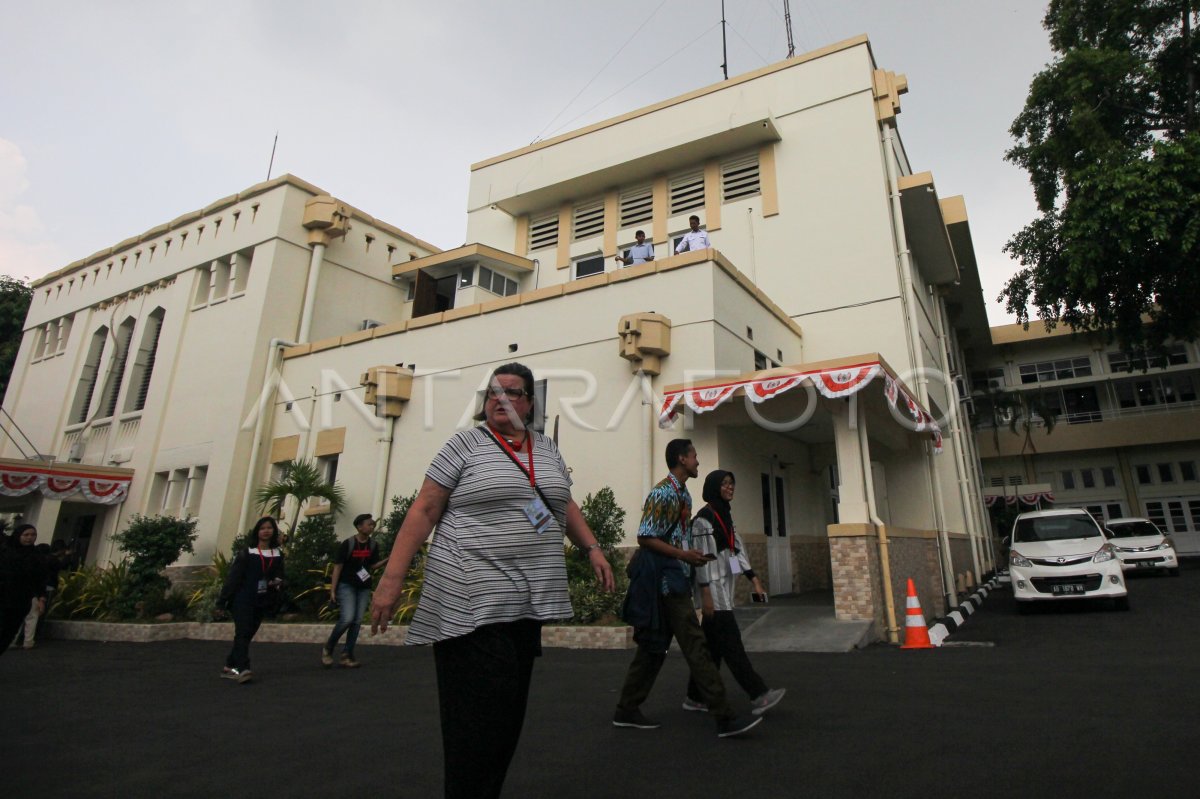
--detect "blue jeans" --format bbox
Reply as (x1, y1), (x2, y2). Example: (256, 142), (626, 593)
(325, 582), (370, 657)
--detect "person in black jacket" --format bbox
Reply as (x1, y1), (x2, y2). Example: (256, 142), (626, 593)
(1, 525), (46, 656)
(217, 516), (285, 683)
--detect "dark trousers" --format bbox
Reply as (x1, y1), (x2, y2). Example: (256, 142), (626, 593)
(687, 610), (768, 702)
(225, 603), (264, 670)
(433, 619), (542, 799)
(0, 599), (32, 657)
(616, 592), (732, 720)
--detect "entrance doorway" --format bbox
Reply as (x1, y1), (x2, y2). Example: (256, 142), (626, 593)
(761, 464), (792, 595)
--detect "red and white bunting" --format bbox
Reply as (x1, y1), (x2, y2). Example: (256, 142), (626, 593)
(657, 361), (942, 453)
(0, 464), (131, 505)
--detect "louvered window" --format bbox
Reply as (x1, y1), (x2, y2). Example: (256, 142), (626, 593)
(573, 200), (604, 240)
(71, 327), (108, 424)
(619, 186), (653, 228)
(99, 318), (136, 419)
(669, 171), (705, 215)
(722, 154), (761, 201)
(126, 309), (164, 413)
(529, 214), (559, 251)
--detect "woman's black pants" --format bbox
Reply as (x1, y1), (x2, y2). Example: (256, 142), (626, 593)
(433, 619), (542, 799)
(0, 599), (32, 656)
(225, 603), (264, 670)
(686, 609), (768, 701)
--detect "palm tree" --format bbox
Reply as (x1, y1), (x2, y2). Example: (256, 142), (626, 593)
(254, 459), (346, 541)
(974, 387), (1060, 455)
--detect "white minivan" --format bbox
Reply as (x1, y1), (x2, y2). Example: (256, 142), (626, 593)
(1009, 509), (1129, 612)
(1105, 517), (1180, 576)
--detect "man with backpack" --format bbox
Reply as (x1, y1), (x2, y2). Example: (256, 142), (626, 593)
(322, 513), (387, 668)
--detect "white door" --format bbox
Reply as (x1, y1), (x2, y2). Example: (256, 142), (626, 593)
(1143, 497), (1200, 555)
(761, 465), (792, 595)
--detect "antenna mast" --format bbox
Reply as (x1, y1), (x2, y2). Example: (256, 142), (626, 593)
(783, 0), (795, 57)
(266, 132), (279, 181)
(720, 0), (729, 79)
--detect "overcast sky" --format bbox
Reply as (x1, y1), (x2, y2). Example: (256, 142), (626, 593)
(0, 1), (1053, 324)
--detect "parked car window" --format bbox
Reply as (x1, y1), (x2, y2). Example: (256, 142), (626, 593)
(1106, 521), (1160, 538)
(1013, 515), (1102, 543)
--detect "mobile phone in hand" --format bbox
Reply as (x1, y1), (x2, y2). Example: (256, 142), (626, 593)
(751, 592), (767, 603)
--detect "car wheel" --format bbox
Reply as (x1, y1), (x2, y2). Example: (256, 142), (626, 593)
(1113, 595), (1131, 612)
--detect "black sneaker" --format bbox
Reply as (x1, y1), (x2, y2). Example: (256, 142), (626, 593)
(612, 707), (661, 730)
(716, 715), (762, 738)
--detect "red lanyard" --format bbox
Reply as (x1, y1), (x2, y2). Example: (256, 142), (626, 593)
(488, 426), (535, 486)
(255, 546), (274, 575)
(708, 505), (735, 550)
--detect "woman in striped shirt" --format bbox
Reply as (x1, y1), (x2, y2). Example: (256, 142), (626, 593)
(371, 362), (613, 799)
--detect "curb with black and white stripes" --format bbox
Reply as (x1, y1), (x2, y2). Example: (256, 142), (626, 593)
(926, 572), (1005, 647)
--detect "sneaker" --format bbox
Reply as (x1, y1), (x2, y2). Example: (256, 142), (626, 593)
(221, 667), (253, 683)
(612, 707), (661, 730)
(716, 714), (763, 738)
(220, 667), (236, 680)
(681, 697), (709, 713)
(321, 647), (333, 668)
(340, 653), (360, 669)
(750, 687), (786, 716)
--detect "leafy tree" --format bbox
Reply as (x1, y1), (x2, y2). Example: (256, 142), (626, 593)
(1, 275), (33, 400)
(376, 490), (418, 558)
(282, 514), (339, 615)
(566, 487), (629, 622)
(110, 514), (198, 617)
(1002, 1), (1200, 355)
(254, 459), (346, 541)
(974, 387), (1062, 455)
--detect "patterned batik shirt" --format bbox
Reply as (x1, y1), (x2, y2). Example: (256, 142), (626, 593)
(637, 474), (692, 549)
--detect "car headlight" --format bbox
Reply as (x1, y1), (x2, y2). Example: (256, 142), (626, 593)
(1093, 544), (1116, 563)
(1010, 550), (1032, 568)
(1157, 540), (1175, 551)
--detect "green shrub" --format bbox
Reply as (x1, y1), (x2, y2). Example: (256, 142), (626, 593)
(186, 552), (231, 622)
(376, 490), (418, 558)
(283, 515), (338, 615)
(111, 514), (198, 618)
(565, 486), (629, 623)
(50, 562), (132, 621)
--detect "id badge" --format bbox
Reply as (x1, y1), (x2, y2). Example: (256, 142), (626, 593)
(728, 556), (742, 575)
(356, 567), (370, 583)
(523, 495), (553, 534)
(256, 579), (268, 595)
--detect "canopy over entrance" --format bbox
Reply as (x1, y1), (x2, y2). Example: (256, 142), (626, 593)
(658, 354), (943, 452)
(0, 458), (133, 505)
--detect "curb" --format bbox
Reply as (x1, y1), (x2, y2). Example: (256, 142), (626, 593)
(926, 573), (1003, 646)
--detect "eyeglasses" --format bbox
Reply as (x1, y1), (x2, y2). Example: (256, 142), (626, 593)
(487, 387), (529, 401)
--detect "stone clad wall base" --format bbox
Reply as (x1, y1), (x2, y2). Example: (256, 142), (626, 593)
(948, 537), (974, 590)
(885, 536), (945, 621)
(43, 620), (635, 649)
(830, 536), (882, 631)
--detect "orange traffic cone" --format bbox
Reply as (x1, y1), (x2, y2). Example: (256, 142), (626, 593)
(901, 578), (934, 650)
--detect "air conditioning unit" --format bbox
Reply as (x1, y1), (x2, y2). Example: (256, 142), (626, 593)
(361, 319), (382, 331)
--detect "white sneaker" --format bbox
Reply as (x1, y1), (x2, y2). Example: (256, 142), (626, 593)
(751, 687), (786, 716)
(681, 697), (709, 712)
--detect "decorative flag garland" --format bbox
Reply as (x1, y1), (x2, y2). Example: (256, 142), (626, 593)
(658, 361), (942, 452)
(0, 463), (131, 505)
(982, 491), (1055, 507)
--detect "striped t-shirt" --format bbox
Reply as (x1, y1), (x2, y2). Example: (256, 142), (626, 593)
(404, 426), (575, 645)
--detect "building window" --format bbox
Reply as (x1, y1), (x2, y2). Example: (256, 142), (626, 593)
(1107, 345), (1188, 372)
(1181, 461), (1197, 482)
(1017, 357), (1092, 384)
(1101, 467), (1117, 488)
(721, 153), (761, 202)
(406, 280), (416, 302)
(459, 265), (474, 287)
(125, 309), (164, 413)
(1158, 463), (1175, 483)
(619, 186), (653, 228)
(1081, 469), (1095, 489)
(1061, 471), (1076, 490)
(573, 255), (605, 280)
(529, 213), (559, 251)
(754, 350), (768, 371)
(669, 170), (705, 216)
(1135, 465), (1152, 485)
(573, 200), (604, 240)
(478, 266), (518, 296)
(98, 317), (136, 419)
(970, 368), (1005, 393)
(70, 327), (108, 424)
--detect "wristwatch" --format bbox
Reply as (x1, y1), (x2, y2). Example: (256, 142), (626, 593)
(583, 543), (601, 555)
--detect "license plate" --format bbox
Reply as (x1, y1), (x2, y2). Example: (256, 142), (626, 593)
(1052, 583), (1085, 595)
(1135, 561), (1157, 568)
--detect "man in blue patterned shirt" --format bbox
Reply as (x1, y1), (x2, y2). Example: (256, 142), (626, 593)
(612, 439), (762, 738)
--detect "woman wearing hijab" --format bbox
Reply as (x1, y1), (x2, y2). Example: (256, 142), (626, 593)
(0, 524), (46, 655)
(685, 470), (786, 715)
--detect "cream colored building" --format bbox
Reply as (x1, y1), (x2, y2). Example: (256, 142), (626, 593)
(2, 35), (997, 642)
(975, 323), (1200, 556)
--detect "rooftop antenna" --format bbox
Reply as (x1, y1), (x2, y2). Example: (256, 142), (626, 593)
(266, 132), (279, 181)
(783, 0), (796, 57)
(720, 0), (729, 79)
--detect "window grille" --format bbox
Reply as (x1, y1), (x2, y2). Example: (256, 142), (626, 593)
(573, 200), (604, 240)
(721, 154), (760, 202)
(619, 186), (653, 228)
(669, 171), (705, 216)
(529, 214), (559, 251)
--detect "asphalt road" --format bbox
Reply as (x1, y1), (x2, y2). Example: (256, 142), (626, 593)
(4, 561), (1199, 798)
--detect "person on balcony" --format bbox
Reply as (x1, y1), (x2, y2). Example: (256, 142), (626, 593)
(615, 229), (656, 265)
(674, 215), (711, 253)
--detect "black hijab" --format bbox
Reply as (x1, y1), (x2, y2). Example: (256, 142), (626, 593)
(695, 470), (736, 553)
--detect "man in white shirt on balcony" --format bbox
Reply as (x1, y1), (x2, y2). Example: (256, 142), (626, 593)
(615, 230), (656, 266)
(674, 215), (711, 254)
